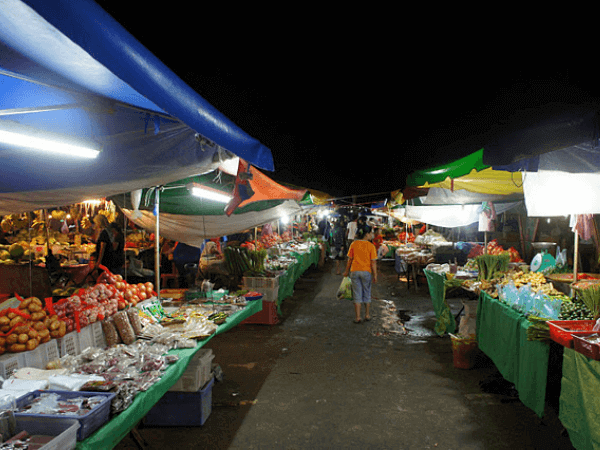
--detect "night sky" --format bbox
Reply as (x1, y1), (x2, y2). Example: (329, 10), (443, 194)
(94, 2), (600, 202)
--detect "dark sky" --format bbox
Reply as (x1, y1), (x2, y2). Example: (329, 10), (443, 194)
(94, 2), (600, 202)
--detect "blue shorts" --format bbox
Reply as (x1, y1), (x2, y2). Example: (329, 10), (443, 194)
(350, 271), (372, 303)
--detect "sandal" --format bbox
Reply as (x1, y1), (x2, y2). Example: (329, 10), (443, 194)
(353, 319), (362, 324)
(364, 316), (371, 322)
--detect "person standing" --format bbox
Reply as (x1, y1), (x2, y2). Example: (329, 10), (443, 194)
(343, 225), (377, 324)
(346, 215), (358, 248)
(331, 218), (346, 275)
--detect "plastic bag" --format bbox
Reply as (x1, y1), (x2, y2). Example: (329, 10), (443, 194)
(336, 277), (353, 300)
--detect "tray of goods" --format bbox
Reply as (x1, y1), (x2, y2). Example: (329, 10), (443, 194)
(547, 320), (597, 348)
(573, 333), (600, 360)
(14, 390), (116, 441)
(547, 273), (600, 283)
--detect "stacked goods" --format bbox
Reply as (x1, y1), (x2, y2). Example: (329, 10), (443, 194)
(0, 297), (65, 354)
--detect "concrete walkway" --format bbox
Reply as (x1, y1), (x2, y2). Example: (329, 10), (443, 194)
(116, 260), (575, 450)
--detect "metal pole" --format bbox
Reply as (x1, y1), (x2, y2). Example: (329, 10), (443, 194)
(154, 187), (161, 299)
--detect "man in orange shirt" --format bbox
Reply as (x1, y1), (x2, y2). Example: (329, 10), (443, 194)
(343, 225), (377, 324)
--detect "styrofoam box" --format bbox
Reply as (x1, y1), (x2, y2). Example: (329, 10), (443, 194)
(169, 349), (214, 392)
(12, 417), (79, 450)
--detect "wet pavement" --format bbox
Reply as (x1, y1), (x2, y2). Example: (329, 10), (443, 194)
(115, 259), (576, 450)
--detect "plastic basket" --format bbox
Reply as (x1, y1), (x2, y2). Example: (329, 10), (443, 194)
(145, 377), (214, 426)
(241, 301), (279, 325)
(0, 352), (26, 378)
(243, 276), (279, 290)
(449, 334), (478, 369)
(573, 333), (600, 360)
(14, 390), (115, 441)
(169, 349), (215, 392)
(548, 320), (596, 348)
(56, 331), (79, 357)
(11, 417), (79, 450)
(91, 321), (106, 348)
(77, 326), (95, 353)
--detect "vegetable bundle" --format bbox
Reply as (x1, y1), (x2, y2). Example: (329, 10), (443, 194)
(574, 283), (600, 320)
(476, 253), (511, 281)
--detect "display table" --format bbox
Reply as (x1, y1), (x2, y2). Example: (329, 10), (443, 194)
(423, 269), (457, 336)
(476, 292), (549, 418)
(560, 348), (600, 450)
(276, 245), (321, 313)
(76, 299), (262, 450)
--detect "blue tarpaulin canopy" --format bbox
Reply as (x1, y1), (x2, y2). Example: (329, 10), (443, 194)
(0, 0), (274, 214)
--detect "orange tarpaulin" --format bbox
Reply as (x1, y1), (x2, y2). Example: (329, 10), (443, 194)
(225, 159), (307, 216)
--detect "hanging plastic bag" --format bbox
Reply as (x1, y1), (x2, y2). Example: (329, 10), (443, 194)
(336, 277), (353, 300)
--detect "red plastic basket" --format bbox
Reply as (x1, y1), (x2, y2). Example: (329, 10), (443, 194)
(573, 333), (600, 360)
(548, 320), (597, 348)
(241, 301), (279, 325)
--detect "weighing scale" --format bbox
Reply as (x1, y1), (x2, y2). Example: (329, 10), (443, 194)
(531, 249), (556, 272)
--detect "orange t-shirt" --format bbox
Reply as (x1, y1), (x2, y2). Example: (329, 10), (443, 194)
(348, 240), (377, 272)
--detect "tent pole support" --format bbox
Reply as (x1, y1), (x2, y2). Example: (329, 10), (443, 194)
(155, 187), (161, 298)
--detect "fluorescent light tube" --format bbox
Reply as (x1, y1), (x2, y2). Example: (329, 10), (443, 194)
(190, 185), (232, 203)
(0, 130), (100, 159)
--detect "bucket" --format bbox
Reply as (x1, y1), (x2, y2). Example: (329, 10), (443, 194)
(449, 334), (478, 369)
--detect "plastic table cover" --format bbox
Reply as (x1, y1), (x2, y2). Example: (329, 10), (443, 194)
(476, 292), (550, 418)
(423, 269), (457, 336)
(75, 299), (262, 450)
(560, 348), (600, 450)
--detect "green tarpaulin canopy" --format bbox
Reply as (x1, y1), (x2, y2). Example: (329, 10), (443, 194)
(405, 148), (489, 187)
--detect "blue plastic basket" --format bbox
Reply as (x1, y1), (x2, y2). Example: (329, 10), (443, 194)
(145, 377), (214, 426)
(14, 390), (115, 441)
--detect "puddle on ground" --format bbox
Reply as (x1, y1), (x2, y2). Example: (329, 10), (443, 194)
(375, 300), (437, 338)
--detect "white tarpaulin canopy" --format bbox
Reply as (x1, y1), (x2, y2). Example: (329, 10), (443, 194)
(121, 200), (303, 247)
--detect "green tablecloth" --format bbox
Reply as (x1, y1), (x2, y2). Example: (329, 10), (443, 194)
(76, 299), (262, 450)
(276, 245), (320, 313)
(476, 292), (549, 418)
(560, 348), (600, 450)
(423, 269), (457, 336)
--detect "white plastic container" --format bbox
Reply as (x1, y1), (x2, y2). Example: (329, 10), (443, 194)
(169, 348), (214, 392)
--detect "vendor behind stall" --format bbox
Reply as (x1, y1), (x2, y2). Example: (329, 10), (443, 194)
(173, 242), (201, 288)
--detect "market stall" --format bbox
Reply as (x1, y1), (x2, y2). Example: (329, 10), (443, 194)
(76, 299), (262, 450)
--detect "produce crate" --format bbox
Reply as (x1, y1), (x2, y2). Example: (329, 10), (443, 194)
(241, 301), (279, 325)
(24, 340), (60, 370)
(573, 333), (600, 360)
(91, 321), (106, 348)
(10, 417), (79, 450)
(77, 326), (95, 353)
(548, 320), (596, 348)
(145, 377), (214, 426)
(56, 331), (79, 357)
(169, 348), (215, 392)
(14, 390), (116, 441)
(0, 352), (26, 378)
